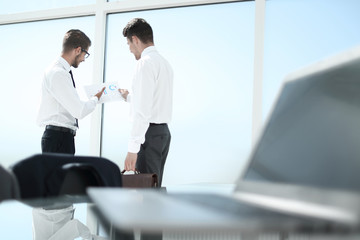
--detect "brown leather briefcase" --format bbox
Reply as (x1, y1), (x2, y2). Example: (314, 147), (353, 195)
(121, 170), (158, 188)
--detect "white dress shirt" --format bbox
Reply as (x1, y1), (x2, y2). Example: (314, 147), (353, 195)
(37, 57), (98, 131)
(128, 46), (173, 153)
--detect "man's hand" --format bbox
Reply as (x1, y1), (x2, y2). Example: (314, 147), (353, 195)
(95, 87), (106, 100)
(124, 152), (137, 171)
(119, 89), (129, 101)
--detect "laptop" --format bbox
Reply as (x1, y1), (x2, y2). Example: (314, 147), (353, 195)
(88, 45), (360, 233)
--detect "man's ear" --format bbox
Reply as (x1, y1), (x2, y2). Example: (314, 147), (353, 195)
(132, 36), (139, 44)
(74, 46), (82, 55)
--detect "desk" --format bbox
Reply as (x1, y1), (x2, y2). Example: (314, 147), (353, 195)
(2, 184), (360, 240)
(88, 184), (360, 240)
(0, 196), (105, 240)
(0, 200), (34, 238)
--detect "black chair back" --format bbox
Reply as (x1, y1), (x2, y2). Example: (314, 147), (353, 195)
(11, 153), (122, 199)
(0, 165), (20, 201)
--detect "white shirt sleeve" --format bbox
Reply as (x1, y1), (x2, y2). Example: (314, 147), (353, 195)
(128, 60), (155, 153)
(47, 70), (98, 119)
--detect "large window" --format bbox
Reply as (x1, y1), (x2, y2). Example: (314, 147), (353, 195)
(101, 2), (255, 185)
(2, 0), (360, 185)
(0, 16), (95, 167)
(0, 0), (95, 14)
(263, 0), (360, 121)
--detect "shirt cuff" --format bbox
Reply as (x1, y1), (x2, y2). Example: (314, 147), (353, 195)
(127, 94), (132, 103)
(128, 141), (140, 153)
(90, 96), (99, 103)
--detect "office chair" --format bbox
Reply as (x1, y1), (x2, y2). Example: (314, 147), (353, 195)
(11, 153), (122, 199)
(0, 165), (20, 201)
(57, 163), (105, 195)
(10, 154), (124, 240)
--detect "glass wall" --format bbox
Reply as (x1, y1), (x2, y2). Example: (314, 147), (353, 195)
(0, 0), (95, 14)
(263, 0), (360, 121)
(102, 2), (255, 185)
(0, 16), (96, 167)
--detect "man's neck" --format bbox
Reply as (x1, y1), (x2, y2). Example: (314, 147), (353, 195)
(61, 53), (73, 66)
(139, 43), (154, 56)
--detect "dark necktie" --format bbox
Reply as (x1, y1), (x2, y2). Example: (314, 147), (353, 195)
(69, 70), (79, 128)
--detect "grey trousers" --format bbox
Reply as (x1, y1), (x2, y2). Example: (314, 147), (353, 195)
(136, 123), (170, 240)
(136, 123), (171, 187)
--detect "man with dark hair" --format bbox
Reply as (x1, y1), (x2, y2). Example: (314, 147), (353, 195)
(62, 29), (92, 54)
(120, 16), (173, 240)
(122, 18), (154, 46)
(37, 29), (105, 154)
(120, 18), (173, 188)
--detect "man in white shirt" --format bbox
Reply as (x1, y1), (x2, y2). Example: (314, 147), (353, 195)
(120, 18), (173, 188)
(37, 29), (105, 154)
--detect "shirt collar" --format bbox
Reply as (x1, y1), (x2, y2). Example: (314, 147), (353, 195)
(58, 56), (71, 72)
(141, 46), (157, 58)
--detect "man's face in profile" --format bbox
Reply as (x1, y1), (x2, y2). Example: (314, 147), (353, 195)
(127, 37), (141, 60)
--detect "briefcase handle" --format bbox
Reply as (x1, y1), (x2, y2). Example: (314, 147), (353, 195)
(121, 170), (140, 174)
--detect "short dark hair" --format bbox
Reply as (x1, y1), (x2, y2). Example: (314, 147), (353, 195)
(62, 29), (91, 53)
(123, 18), (153, 44)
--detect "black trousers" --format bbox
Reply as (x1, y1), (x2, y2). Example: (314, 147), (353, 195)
(136, 124), (170, 240)
(41, 129), (75, 155)
(136, 124), (171, 187)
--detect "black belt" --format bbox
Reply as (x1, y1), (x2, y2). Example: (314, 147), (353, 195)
(150, 123), (167, 126)
(46, 125), (76, 136)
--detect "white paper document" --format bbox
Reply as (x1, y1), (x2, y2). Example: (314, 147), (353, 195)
(83, 82), (124, 104)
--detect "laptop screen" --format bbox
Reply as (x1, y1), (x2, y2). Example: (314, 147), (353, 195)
(242, 47), (360, 192)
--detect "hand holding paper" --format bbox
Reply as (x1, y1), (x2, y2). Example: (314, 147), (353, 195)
(95, 87), (106, 100)
(118, 89), (129, 101)
(84, 82), (125, 104)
